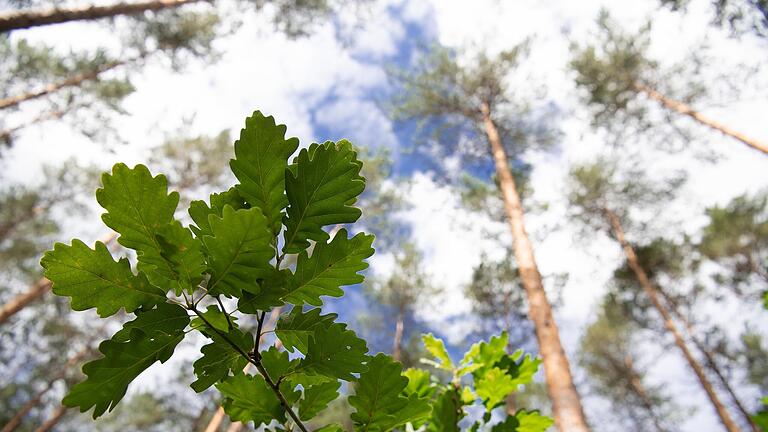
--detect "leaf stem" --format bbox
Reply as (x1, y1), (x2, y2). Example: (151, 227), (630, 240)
(188, 305), (308, 432)
(215, 296), (234, 330)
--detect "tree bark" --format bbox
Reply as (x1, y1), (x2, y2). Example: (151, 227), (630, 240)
(0, 231), (116, 326)
(0, 60), (127, 111)
(203, 407), (226, 432)
(0, 0), (200, 33)
(659, 290), (758, 432)
(1, 349), (89, 432)
(604, 208), (741, 432)
(633, 82), (768, 156)
(480, 102), (590, 432)
(33, 406), (66, 432)
(392, 307), (404, 361)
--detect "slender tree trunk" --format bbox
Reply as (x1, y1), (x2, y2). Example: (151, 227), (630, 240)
(480, 102), (590, 432)
(204, 407), (226, 432)
(0, 231), (116, 326)
(0, 0), (201, 33)
(33, 406), (66, 432)
(633, 82), (768, 156)
(392, 307), (404, 361)
(2, 349), (89, 432)
(604, 208), (741, 432)
(0, 60), (127, 111)
(659, 290), (758, 432)
(225, 421), (243, 432)
(191, 407), (209, 432)
(623, 355), (668, 432)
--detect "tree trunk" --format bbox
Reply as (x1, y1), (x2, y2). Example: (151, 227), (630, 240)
(659, 290), (758, 432)
(0, 231), (116, 326)
(2, 349), (89, 432)
(604, 208), (741, 432)
(633, 82), (768, 156)
(480, 102), (590, 432)
(0, 60), (127, 111)
(33, 406), (66, 432)
(225, 422), (243, 432)
(623, 355), (668, 432)
(0, 0), (200, 33)
(392, 307), (404, 361)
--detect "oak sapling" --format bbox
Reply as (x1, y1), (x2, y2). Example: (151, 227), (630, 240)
(42, 110), (550, 431)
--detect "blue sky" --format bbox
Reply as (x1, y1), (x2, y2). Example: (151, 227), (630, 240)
(4, 0), (768, 430)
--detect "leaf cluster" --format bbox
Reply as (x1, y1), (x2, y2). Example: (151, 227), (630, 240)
(41, 110), (548, 431)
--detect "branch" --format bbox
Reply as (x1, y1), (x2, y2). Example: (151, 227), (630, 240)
(189, 306), (308, 432)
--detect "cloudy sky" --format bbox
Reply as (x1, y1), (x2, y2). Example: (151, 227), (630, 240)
(5, 0), (768, 430)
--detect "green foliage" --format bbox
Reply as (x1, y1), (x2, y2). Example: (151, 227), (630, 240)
(43, 110), (546, 430)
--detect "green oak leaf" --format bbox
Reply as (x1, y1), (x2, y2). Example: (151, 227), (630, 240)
(422, 333), (454, 371)
(203, 206), (274, 297)
(237, 269), (290, 313)
(216, 373), (284, 427)
(230, 111), (299, 236)
(402, 368), (436, 399)
(112, 302), (190, 341)
(156, 221), (206, 295)
(284, 229), (374, 306)
(426, 387), (463, 432)
(96, 163), (180, 291)
(275, 307), (337, 353)
(296, 322), (368, 381)
(191, 326), (253, 393)
(491, 410), (554, 432)
(41, 239), (165, 317)
(189, 187), (249, 238)
(199, 305), (233, 333)
(282, 140), (365, 253)
(299, 381), (341, 420)
(497, 350), (542, 389)
(475, 367), (517, 411)
(350, 354), (431, 432)
(63, 303), (188, 418)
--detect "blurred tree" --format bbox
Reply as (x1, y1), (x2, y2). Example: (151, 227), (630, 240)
(0, 0), (348, 34)
(579, 296), (678, 432)
(568, 159), (742, 432)
(0, 9), (219, 148)
(465, 248), (530, 347)
(0, 129), (233, 325)
(661, 0), (768, 40)
(364, 242), (432, 363)
(740, 331), (768, 395)
(571, 11), (767, 155)
(391, 44), (590, 432)
(700, 191), (768, 301)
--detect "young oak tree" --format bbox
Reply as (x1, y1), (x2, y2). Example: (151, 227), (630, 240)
(568, 159), (743, 432)
(391, 44), (590, 432)
(39, 111), (551, 431)
(571, 11), (768, 156)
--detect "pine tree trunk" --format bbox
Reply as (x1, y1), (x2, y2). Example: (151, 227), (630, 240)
(33, 406), (66, 432)
(225, 422), (243, 432)
(392, 307), (404, 361)
(604, 208), (741, 432)
(480, 102), (590, 432)
(623, 355), (668, 432)
(1, 349), (89, 432)
(204, 407), (226, 432)
(0, 232), (116, 326)
(659, 290), (758, 432)
(0, 0), (200, 32)
(0, 60), (126, 111)
(633, 82), (768, 156)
